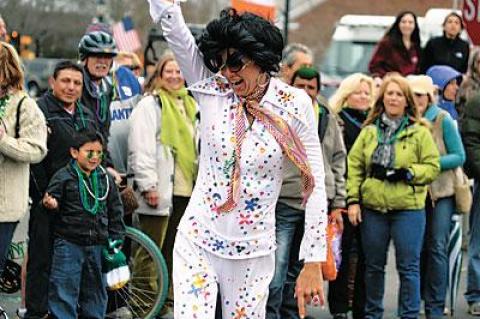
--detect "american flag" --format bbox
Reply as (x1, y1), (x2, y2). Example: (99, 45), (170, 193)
(112, 16), (142, 52)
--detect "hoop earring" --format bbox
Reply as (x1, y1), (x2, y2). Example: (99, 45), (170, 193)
(257, 72), (270, 88)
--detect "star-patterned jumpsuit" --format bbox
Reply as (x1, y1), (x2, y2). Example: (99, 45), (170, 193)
(149, 1), (329, 318)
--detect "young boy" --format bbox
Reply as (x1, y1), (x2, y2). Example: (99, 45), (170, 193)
(42, 129), (125, 319)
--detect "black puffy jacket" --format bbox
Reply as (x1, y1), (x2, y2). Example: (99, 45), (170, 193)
(46, 163), (125, 246)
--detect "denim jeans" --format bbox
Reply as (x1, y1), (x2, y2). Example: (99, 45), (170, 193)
(0, 222), (18, 275)
(266, 202), (304, 319)
(48, 238), (107, 319)
(423, 196), (455, 317)
(466, 182), (480, 304)
(361, 208), (425, 319)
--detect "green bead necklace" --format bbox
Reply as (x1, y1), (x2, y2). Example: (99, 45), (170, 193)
(73, 162), (109, 215)
(0, 94), (11, 120)
(95, 93), (109, 124)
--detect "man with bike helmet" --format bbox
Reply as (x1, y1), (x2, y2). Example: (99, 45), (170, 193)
(78, 31), (123, 185)
(78, 30), (117, 142)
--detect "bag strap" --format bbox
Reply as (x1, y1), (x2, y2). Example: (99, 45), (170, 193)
(434, 111), (446, 128)
(318, 106), (329, 143)
(154, 93), (162, 110)
(431, 111), (448, 155)
(15, 96), (27, 138)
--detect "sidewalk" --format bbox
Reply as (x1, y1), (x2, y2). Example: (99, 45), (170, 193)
(2, 243), (474, 318)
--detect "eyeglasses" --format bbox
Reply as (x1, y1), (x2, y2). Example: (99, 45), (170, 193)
(214, 51), (251, 73)
(83, 150), (104, 160)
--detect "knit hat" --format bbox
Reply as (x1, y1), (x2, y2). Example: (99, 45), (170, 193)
(407, 75), (435, 102)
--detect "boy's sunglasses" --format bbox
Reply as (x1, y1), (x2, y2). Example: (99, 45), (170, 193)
(84, 150), (104, 160)
(213, 51), (250, 73)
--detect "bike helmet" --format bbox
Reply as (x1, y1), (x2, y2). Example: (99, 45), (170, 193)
(78, 31), (117, 61)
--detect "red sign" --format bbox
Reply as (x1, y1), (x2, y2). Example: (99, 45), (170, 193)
(463, 0), (480, 45)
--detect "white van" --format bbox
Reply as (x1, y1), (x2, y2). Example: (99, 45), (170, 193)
(319, 14), (395, 96)
(319, 9), (466, 97)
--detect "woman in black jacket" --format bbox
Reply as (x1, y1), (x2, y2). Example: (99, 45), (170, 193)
(328, 73), (374, 319)
(421, 12), (470, 74)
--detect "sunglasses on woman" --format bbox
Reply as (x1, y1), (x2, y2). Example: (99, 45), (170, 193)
(214, 51), (251, 73)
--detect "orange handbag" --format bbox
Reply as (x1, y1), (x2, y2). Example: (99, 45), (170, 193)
(322, 216), (342, 281)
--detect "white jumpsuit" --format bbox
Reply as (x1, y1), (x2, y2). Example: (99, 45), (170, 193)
(148, 1), (329, 318)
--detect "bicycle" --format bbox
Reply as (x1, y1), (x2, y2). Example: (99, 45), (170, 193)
(0, 305), (8, 319)
(106, 226), (169, 319)
(0, 227), (168, 319)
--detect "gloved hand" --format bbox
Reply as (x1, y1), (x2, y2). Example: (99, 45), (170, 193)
(385, 168), (414, 183)
(147, 0), (175, 23)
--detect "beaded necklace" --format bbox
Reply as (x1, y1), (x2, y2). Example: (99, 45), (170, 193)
(73, 162), (109, 215)
(0, 94), (11, 120)
(95, 93), (109, 124)
(74, 101), (87, 131)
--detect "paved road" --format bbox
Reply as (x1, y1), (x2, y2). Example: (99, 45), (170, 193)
(1, 214), (474, 318)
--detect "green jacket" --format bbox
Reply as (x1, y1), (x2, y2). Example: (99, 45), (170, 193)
(347, 121), (440, 212)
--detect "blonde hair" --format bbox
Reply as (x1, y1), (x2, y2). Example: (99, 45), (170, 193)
(364, 74), (420, 126)
(115, 51), (142, 69)
(143, 50), (179, 94)
(329, 73), (374, 113)
(0, 41), (24, 92)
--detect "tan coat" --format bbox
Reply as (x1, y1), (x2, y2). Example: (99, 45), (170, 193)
(0, 92), (47, 222)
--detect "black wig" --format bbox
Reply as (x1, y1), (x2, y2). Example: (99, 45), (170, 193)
(385, 11), (421, 50)
(198, 8), (284, 74)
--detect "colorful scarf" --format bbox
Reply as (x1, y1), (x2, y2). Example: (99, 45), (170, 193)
(156, 88), (198, 188)
(372, 113), (408, 169)
(217, 98), (315, 213)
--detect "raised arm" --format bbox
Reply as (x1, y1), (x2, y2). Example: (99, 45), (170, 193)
(147, 0), (213, 85)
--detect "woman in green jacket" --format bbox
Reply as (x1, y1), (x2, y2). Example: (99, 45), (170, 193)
(347, 75), (440, 319)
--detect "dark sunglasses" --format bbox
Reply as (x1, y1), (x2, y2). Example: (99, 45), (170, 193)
(213, 51), (250, 73)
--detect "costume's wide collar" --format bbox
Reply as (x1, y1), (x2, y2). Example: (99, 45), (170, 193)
(188, 76), (299, 111)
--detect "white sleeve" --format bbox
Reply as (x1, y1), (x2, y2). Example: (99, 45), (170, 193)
(293, 93), (328, 262)
(128, 96), (159, 192)
(152, 2), (213, 86)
